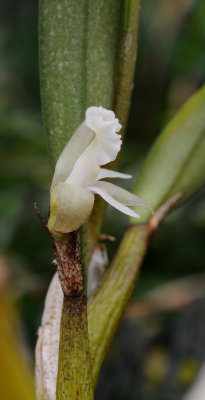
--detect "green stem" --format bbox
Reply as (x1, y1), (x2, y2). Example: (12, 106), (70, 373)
(88, 0), (141, 258)
(113, 0), (141, 136)
(57, 296), (93, 400)
(53, 232), (93, 400)
(88, 223), (149, 385)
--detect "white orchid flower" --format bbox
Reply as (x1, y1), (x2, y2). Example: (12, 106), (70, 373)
(48, 106), (152, 234)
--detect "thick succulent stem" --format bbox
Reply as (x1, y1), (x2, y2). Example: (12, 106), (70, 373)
(54, 232), (93, 400)
(57, 296), (93, 400)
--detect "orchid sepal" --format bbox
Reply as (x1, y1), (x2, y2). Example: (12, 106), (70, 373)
(48, 183), (94, 235)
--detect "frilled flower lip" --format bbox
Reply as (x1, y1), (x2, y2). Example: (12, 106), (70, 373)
(48, 106), (153, 234)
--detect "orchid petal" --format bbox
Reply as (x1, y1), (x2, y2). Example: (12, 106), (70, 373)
(92, 181), (153, 212)
(48, 182), (94, 234)
(85, 106), (122, 165)
(51, 122), (94, 189)
(96, 168), (132, 181)
(66, 164), (100, 188)
(88, 184), (140, 219)
(65, 107), (122, 187)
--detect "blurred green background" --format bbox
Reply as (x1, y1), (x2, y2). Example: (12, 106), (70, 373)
(0, 0), (205, 399)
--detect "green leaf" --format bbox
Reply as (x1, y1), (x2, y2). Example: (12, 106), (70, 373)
(88, 0), (141, 257)
(132, 85), (205, 222)
(39, 0), (123, 167)
(113, 0), (141, 135)
(88, 223), (149, 385)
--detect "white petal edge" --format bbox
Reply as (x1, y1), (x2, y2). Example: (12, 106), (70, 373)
(68, 107), (122, 179)
(51, 122), (94, 189)
(54, 107), (122, 191)
(96, 168), (132, 181)
(92, 181), (153, 212)
(88, 184), (140, 219)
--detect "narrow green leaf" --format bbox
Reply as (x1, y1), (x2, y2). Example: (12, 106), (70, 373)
(88, 223), (149, 385)
(88, 193), (181, 386)
(39, 0), (123, 167)
(88, 0), (141, 257)
(113, 0), (141, 136)
(132, 85), (205, 222)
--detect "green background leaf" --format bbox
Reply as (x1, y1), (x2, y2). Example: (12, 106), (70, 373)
(39, 0), (123, 167)
(88, 0), (141, 255)
(131, 85), (205, 222)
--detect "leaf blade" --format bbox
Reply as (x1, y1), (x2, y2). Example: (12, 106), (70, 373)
(39, 0), (123, 166)
(132, 85), (205, 222)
